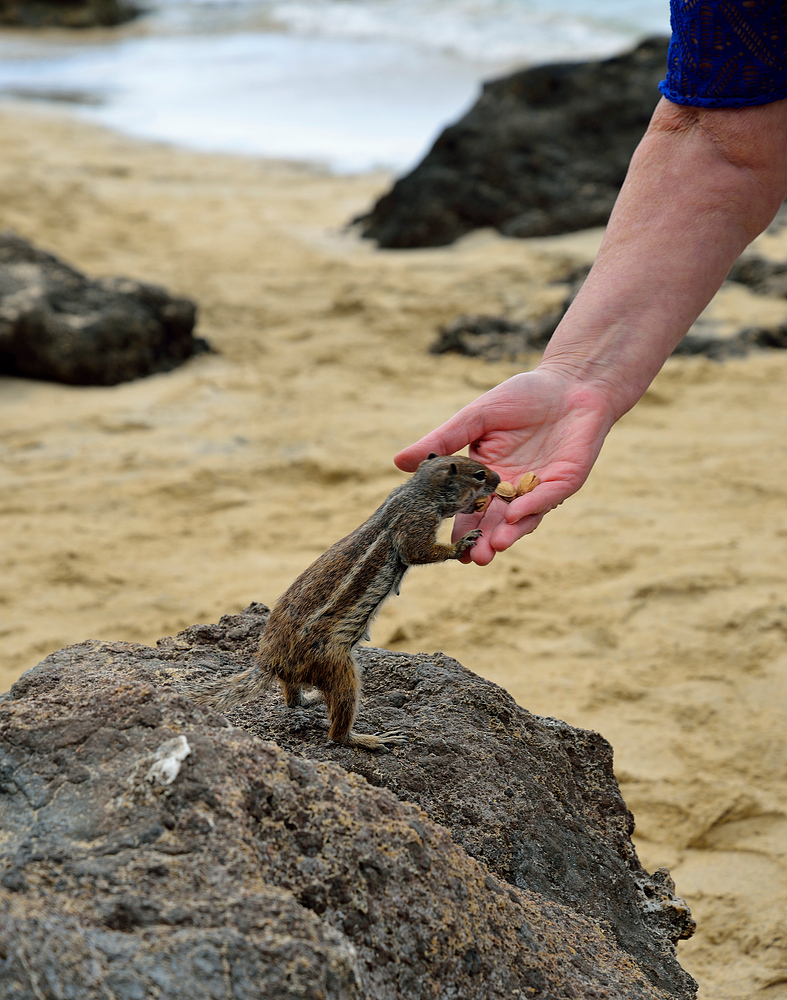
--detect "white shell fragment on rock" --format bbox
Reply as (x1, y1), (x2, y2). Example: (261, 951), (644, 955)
(145, 735), (191, 786)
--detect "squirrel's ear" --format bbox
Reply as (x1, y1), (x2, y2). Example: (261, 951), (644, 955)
(427, 452), (438, 460)
(449, 462), (457, 475)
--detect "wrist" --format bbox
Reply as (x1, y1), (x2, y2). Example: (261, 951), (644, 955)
(537, 303), (672, 424)
(531, 98), (787, 424)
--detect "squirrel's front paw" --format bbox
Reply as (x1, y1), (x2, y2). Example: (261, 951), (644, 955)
(456, 529), (482, 554)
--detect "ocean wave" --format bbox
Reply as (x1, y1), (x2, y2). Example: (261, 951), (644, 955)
(0, 0), (668, 172)
(150, 0), (668, 63)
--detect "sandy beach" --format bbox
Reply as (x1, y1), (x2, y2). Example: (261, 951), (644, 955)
(1, 102), (786, 999)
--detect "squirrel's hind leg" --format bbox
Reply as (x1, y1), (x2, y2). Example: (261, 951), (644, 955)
(282, 681), (323, 709)
(322, 655), (407, 752)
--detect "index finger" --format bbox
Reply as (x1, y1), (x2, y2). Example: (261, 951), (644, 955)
(394, 406), (489, 471)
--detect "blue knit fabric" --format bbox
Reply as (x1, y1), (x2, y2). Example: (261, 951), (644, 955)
(660, 0), (787, 107)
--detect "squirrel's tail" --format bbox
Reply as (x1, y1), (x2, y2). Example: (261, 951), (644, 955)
(190, 662), (274, 713)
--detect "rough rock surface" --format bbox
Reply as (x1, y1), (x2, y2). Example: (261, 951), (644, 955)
(0, 0), (139, 28)
(431, 257), (787, 362)
(0, 231), (207, 385)
(727, 255), (787, 297)
(431, 265), (589, 361)
(357, 38), (668, 248)
(0, 604), (697, 999)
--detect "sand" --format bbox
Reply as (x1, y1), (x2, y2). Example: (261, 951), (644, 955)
(1, 101), (786, 999)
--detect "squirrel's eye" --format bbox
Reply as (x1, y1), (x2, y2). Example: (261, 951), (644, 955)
(473, 470), (487, 481)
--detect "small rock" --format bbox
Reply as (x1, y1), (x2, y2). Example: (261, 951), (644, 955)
(0, 0), (139, 28)
(432, 258), (787, 363)
(0, 231), (209, 385)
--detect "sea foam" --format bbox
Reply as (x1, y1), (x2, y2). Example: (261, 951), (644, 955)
(0, 0), (669, 172)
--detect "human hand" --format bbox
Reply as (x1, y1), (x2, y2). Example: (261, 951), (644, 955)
(395, 368), (616, 564)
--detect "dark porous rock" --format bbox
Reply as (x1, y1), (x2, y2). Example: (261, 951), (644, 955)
(670, 254), (787, 357)
(434, 256), (787, 362)
(0, 231), (208, 385)
(431, 312), (561, 361)
(357, 37), (668, 248)
(727, 254), (787, 298)
(437, 311), (787, 363)
(431, 266), (589, 361)
(0, 0), (140, 28)
(1, 604), (696, 999)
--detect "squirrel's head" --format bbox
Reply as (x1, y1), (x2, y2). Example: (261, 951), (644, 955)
(414, 454), (500, 515)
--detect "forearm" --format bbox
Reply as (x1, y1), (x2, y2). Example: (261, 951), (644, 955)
(541, 97), (787, 420)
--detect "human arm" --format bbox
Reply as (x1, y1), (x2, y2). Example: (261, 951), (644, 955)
(395, 96), (787, 564)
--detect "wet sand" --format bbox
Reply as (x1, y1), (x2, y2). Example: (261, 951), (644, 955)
(1, 102), (786, 999)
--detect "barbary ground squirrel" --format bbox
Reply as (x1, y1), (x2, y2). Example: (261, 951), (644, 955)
(193, 454), (500, 750)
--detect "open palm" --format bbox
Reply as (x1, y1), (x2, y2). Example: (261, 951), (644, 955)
(395, 369), (617, 564)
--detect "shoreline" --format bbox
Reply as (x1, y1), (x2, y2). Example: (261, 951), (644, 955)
(2, 106), (786, 1000)
(0, 12), (664, 174)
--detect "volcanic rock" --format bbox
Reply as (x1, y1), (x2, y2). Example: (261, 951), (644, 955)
(357, 37), (669, 248)
(0, 604), (697, 999)
(0, 231), (208, 385)
(431, 257), (787, 362)
(0, 0), (139, 28)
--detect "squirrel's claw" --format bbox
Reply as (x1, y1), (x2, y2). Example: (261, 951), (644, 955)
(339, 727), (409, 751)
(377, 728), (408, 742)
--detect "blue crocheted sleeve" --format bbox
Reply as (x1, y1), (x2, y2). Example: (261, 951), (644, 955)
(659, 0), (787, 107)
